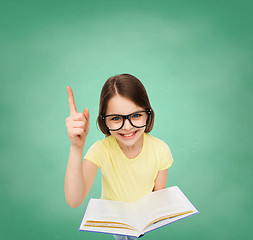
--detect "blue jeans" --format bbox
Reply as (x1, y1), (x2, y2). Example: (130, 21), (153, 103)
(113, 234), (137, 240)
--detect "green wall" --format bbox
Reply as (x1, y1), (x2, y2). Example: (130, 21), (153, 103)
(1, 0), (252, 239)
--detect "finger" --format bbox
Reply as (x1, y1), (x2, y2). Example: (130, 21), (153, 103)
(71, 112), (86, 121)
(67, 86), (77, 115)
(72, 128), (84, 136)
(72, 121), (85, 128)
(83, 108), (90, 120)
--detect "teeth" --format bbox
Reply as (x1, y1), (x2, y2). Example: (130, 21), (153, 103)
(123, 132), (135, 137)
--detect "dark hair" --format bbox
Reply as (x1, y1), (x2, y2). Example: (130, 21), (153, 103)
(97, 74), (155, 135)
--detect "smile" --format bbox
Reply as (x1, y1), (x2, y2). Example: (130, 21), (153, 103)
(119, 131), (138, 138)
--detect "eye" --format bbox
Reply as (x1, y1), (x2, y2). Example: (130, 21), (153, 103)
(111, 116), (122, 121)
(132, 113), (141, 118)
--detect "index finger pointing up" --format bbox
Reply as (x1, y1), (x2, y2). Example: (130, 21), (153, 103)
(67, 86), (78, 115)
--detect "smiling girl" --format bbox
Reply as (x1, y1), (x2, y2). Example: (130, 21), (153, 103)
(65, 74), (174, 240)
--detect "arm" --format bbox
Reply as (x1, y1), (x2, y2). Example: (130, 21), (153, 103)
(64, 86), (97, 208)
(153, 169), (168, 191)
(64, 145), (98, 208)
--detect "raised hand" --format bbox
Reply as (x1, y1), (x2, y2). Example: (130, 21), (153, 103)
(65, 86), (90, 149)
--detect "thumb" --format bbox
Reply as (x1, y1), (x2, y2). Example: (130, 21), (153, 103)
(83, 108), (90, 120)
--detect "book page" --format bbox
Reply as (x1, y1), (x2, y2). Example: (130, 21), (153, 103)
(80, 224), (140, 237)
(136, 186), (196, 230)
(82, 198), (141, 231)
(144, 210), (198, 234)
(144, 217), (171, 233)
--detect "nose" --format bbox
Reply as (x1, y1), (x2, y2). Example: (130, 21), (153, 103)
(122, 118), (133, 131)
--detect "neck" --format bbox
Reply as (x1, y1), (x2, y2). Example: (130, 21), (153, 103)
(117, 134), (144, 159)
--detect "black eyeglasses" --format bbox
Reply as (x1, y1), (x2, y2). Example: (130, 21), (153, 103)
(101, 109), (151, 131)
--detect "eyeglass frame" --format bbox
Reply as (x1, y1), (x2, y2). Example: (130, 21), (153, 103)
(101, 109), (152, 131)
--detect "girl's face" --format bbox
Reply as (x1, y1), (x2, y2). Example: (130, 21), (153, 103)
(106, 94), (146, 150)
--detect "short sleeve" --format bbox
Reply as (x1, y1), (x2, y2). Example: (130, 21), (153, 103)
(84, 141), (105, 168)
(159, 143), (174, 170)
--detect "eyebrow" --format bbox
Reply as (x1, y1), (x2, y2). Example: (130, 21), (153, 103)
(104, 110), (145, 116)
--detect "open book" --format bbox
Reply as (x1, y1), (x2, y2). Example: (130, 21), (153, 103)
(79, 186), (199, 237)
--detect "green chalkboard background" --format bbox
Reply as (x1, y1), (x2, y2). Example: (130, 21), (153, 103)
(1, 0), (252, 239)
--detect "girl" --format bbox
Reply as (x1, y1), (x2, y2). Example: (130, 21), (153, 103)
(65, 74), (174, 240)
